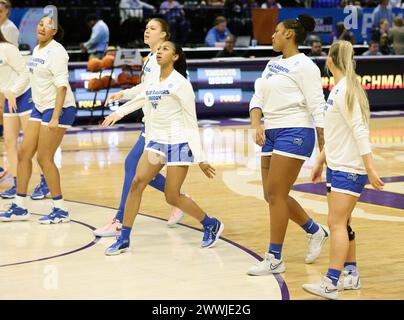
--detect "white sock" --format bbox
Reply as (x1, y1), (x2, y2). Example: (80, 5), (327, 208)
(16, 195), (27, 209)
(53, 198), (66, 211)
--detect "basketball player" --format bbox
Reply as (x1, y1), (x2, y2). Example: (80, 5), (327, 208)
(0, 0), (18, 46)
(302, 40), (384, 299)
(0, 16), (76, 223)
(94, 18), (186, 237)
(104, 41), (223, 255)
(247, 15), (329, 276)
(0, 0), (19, 178)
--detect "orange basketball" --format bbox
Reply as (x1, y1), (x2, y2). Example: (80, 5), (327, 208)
(87, 58), (103, 72)
(131, 74), (140, 85)
(131, 65), (142, 71)
(102, 55), (115, 69)
(117, 72), (131, 86)
(88, 78), (102, 91)
(100, 76), (113, 89)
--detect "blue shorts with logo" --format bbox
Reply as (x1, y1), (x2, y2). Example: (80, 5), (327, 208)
(261, 127), (316, 160)
(30, 106), (76, 128)
(326, 167), (368, 197)
(4, 89), (34, 116)
(145, 140), (194, 166)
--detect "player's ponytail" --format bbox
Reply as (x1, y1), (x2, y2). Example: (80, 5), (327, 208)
(328, 40), (370, 126)
(171, 42), (188, 79)
(282, 14), (315, 45)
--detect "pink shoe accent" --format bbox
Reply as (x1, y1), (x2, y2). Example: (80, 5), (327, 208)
(167, 207), (184, 226)
(93, 218), (122, 237)
(167, 194), (190, 226)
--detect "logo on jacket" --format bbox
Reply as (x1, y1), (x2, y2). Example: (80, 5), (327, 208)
(293, 138), (303, 146)
(347, 173), (358, 182)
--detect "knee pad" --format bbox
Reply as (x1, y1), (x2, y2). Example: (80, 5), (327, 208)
(347, 225), (355, 241)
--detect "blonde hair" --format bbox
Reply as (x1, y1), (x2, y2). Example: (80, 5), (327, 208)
(328, 40), (370, 126)
(0, 0), (11, 17)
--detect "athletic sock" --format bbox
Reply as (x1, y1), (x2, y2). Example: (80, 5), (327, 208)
(301, 218), (320, 234)
(268, 243), (283, 260)
(16, 194), (27, 209)
(200, 214), (216, 227)
(326, 268), (341, 286)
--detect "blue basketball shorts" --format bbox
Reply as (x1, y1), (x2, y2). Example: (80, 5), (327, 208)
(4, 89), (34, 117)
(326, 167), (368, 197)
(261, 127), (316, 160)
(30, 106), (76, 128)
(145, 140), (194, 166)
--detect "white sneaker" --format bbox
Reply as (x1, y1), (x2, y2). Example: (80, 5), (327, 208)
(93, 218), (122, 237)
(337, 270), (361, 291)
(302, 276), (339, 300)
(305, 224), (329, 264)
(247, 252), (285, 276)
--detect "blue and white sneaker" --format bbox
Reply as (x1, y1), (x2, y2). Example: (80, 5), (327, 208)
(38, 207), (70, 224)
(0, 185), (17, 199)
(31, 178), (50, 200)
(0, 203), (30, 222)
(105, 236), (130, 256)
(201, 219), (224, 248)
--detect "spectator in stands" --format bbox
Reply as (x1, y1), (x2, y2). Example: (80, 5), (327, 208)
(159, 0), (189, 44)
(335, 22), (355, 44)
(362, 41), (383, 55)
(80, 13), (110, 60)
(372, 0), (393, 28)
(389, 16), (404, 54)
(261, 0), (282, 8)
(379, 33), (394, 54)
(205, 0), (226, 6)
(224, 0), (244, 36)
(389, 0), (402, 8)
(119, 0), (155, 23)
(205, 16), (231, 47)
(371, 18), (389, 42)
(307, 40), (327, 56)
(215, 34), (241, 57)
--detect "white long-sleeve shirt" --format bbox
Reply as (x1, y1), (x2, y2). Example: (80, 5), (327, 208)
(120, 70), (205, 163)
(0, 42), (30, 97)
(249, 53), (325, 129)
(115, 52), (159, 119)
(324, 77), (371, 174)
(27, 40), (75, 112)
(0, 19), (19, 47)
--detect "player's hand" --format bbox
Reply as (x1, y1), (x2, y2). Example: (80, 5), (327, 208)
(199, 162), (216, 179)
(100, 112), (122, 127)
(311, 161), (324, 184)
(367, 168), (384, 191)
(4, 91), (17, 113)
(48, 117), (59, 130)
(251, 125), (265, 146)
(104, 91), (124, 106)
